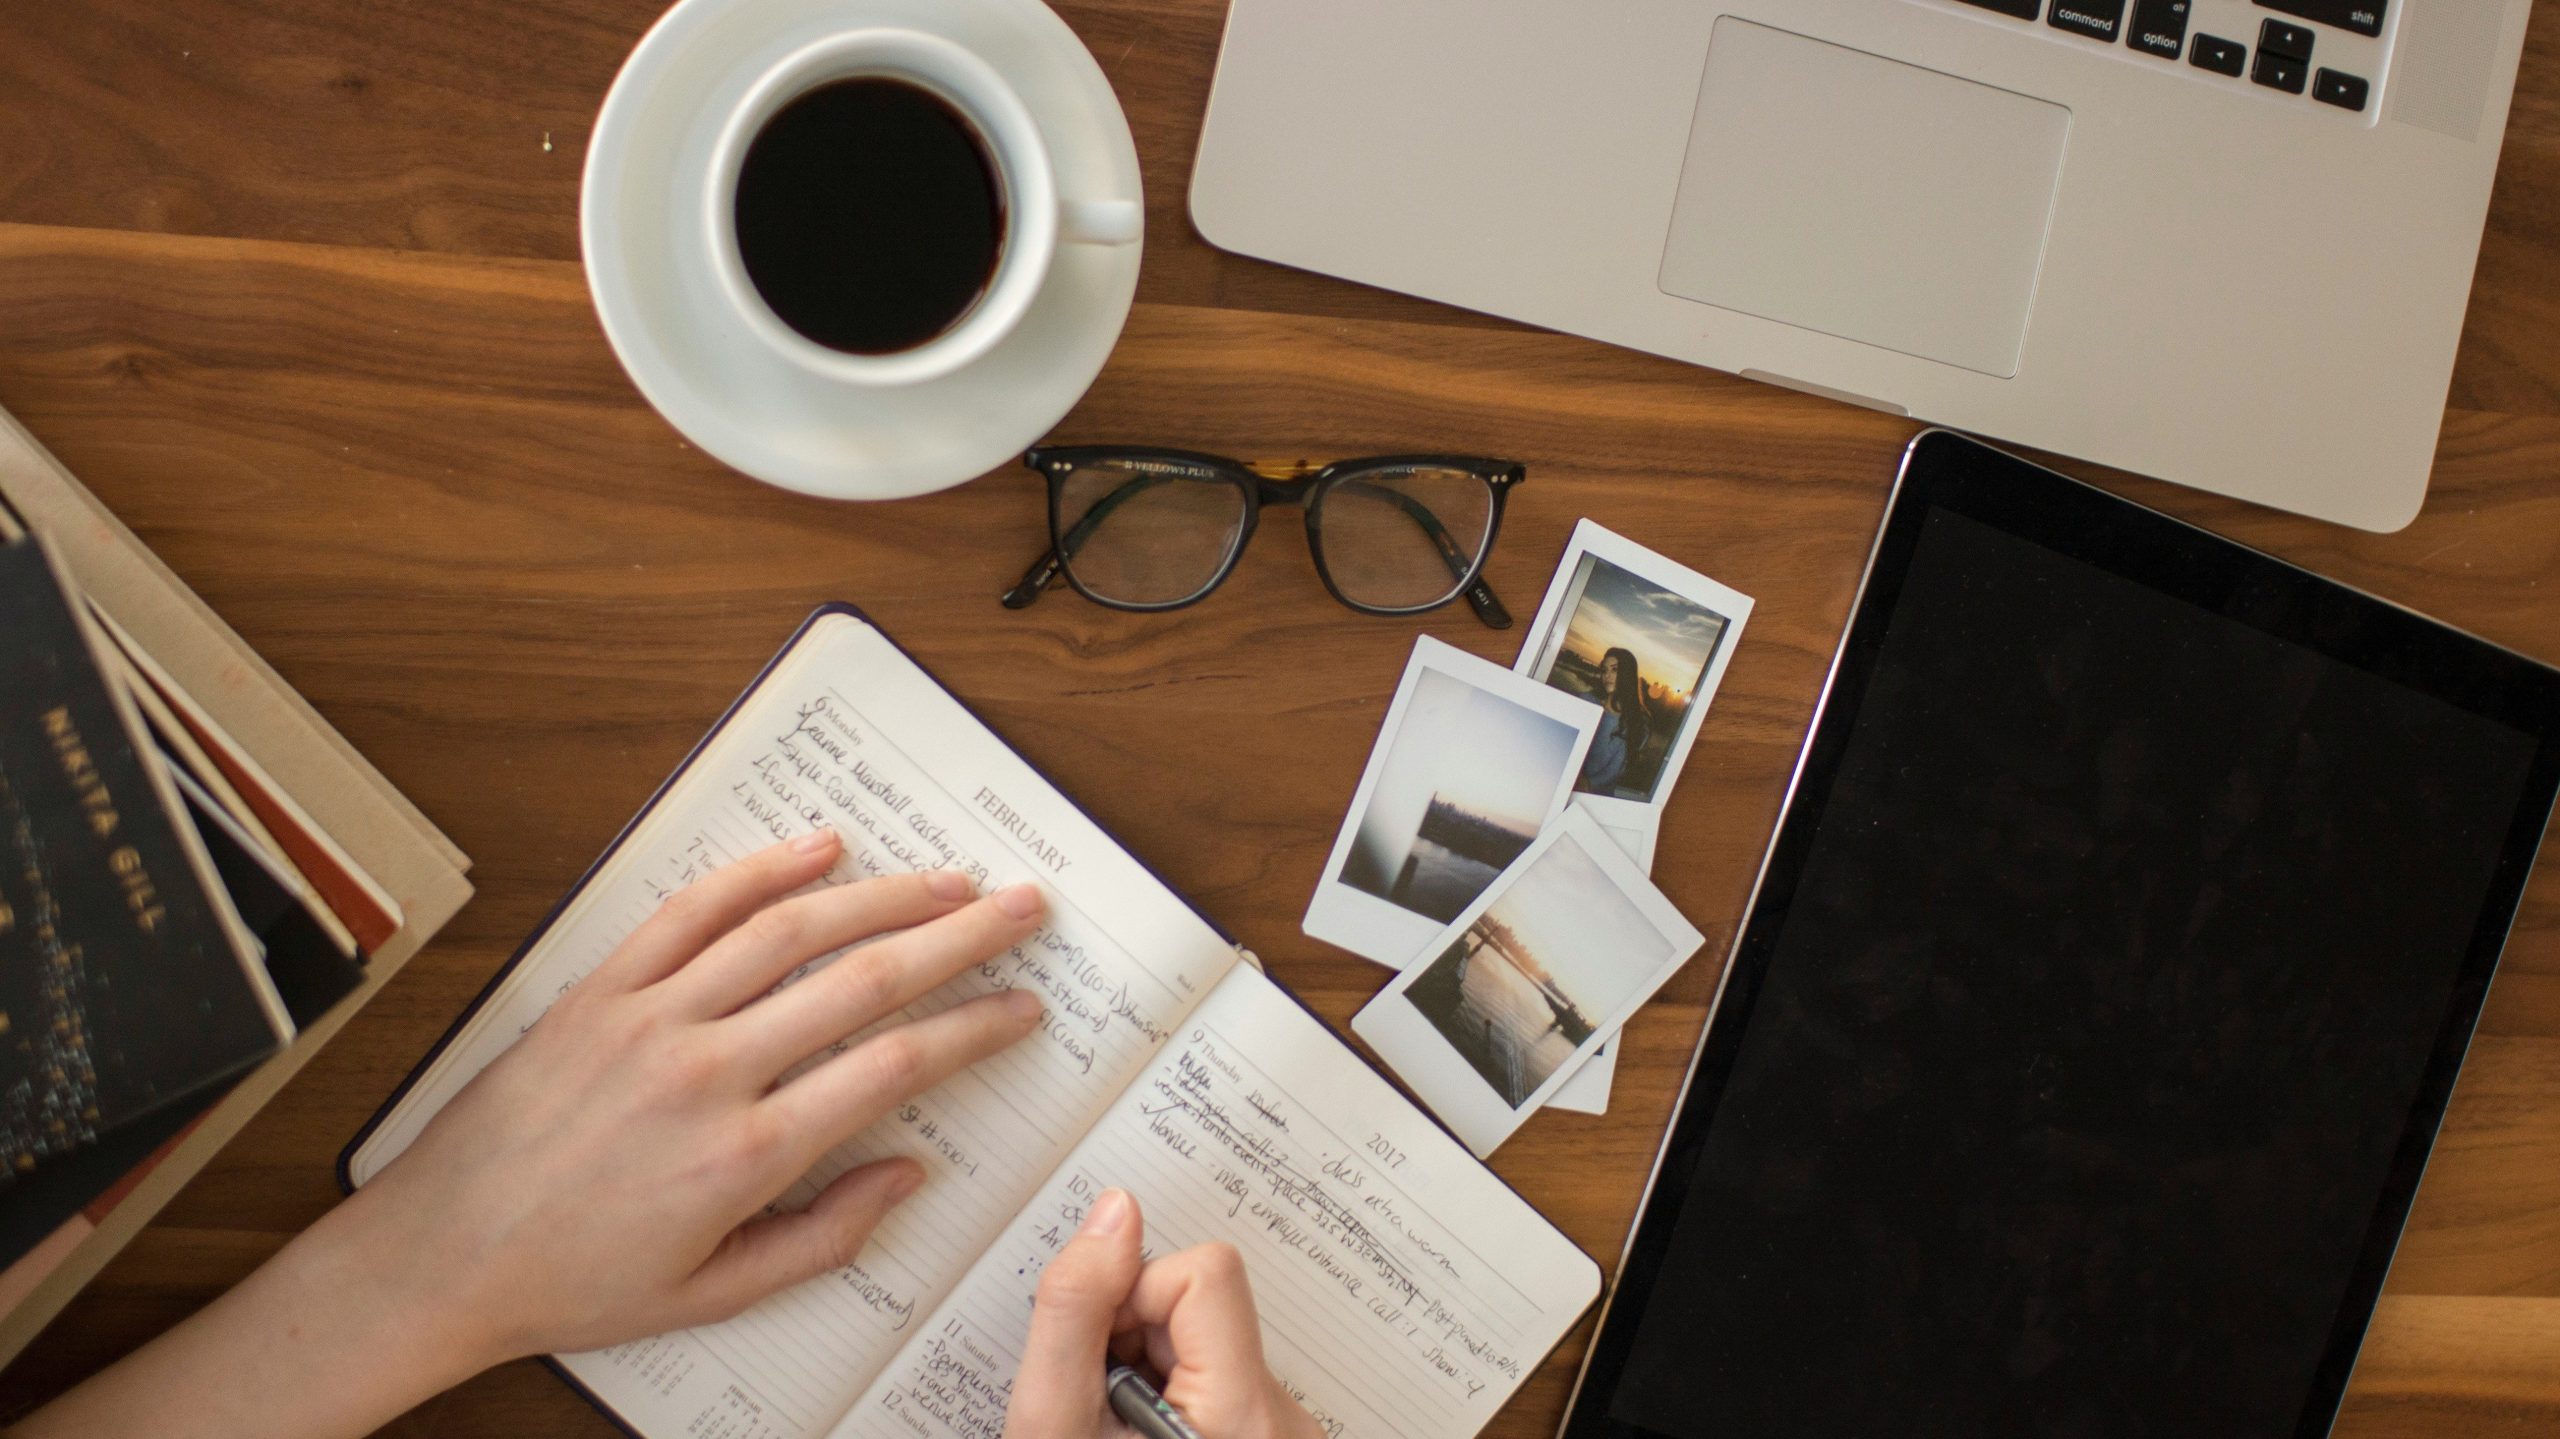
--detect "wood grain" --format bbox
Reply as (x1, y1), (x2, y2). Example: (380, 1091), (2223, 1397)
(0, 2), (2555, 1435)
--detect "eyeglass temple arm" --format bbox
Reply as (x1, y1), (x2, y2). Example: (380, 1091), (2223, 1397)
(1001, 550), (1064, 608)
(1000, 472), (1187, 608)
(1334, 478), (1513, 629)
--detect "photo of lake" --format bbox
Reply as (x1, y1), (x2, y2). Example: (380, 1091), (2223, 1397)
(1339, 667), (1584, 923)
(1403, 830), (1672, 1107)
(1404, 923), (1586, 1106)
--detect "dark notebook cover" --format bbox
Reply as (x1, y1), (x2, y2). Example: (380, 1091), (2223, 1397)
(0, 537), (283, 1181)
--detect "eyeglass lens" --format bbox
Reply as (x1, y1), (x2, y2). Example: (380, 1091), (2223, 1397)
(1056, 462), (1250, 607)
(1315, 466), (1496, 610)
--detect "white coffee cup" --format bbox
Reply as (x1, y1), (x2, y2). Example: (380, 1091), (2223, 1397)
(705, 28), (1142, 388)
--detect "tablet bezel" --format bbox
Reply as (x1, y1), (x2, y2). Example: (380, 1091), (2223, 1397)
(1559, 430), (2560, 1439)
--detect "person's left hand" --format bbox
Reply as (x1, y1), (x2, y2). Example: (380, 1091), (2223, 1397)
(324, 830), (1049, 1375)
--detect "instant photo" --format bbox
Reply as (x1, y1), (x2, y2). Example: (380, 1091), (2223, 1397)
(1516, 520), (1753, 828)
(1305, 637), (1599, 967)
(1353, 808), (1704, 1156)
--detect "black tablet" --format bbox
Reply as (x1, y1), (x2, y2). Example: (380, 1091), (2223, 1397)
(1562, 433), (2560, 1439)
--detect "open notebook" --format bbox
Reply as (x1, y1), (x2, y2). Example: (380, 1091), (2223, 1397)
(344, 607), (1600, 1439)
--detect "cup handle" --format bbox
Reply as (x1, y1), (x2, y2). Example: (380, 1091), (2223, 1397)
(1060, 198), (1143, 247)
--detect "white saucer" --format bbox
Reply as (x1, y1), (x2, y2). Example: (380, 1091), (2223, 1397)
(581, 0), (1144, 500)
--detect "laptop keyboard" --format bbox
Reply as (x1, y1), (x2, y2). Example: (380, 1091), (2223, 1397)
(1949, 0), (2385, 112)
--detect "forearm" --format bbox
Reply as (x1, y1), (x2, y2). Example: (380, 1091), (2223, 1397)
(14, 1195), (498, 1439)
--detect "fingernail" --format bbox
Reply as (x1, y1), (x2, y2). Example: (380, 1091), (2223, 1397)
(1002, 989), (1044, 1025)
(926, 869), (973, 901)
(885, 1164), (926, 1203)
(1085, 1188), (1133, 1236)
(995, 883), (1044, 920)
(791, 829), (841, 855)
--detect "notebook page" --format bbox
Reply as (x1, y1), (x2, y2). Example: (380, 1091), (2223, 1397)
(347, 613), (1238, 1439)
(834, 964), (1600, 1439)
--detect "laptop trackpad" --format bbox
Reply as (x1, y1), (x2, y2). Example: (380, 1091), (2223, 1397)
(1660, 18), (2070, 378)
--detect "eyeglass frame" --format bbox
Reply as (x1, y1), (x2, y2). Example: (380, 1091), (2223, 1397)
(1001, 446), (1525, 628)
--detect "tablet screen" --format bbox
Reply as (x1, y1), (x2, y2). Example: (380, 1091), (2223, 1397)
(1569, 436), (2560, 1439)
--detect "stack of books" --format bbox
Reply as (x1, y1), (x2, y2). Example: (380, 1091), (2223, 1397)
(0, 406), (471, 1363)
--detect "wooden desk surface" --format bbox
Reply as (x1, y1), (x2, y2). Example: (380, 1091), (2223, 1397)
(1, 3), (2556, 1434)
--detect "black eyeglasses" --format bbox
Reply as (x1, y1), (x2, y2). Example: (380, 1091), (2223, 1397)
(1001, 447), (1525, 627)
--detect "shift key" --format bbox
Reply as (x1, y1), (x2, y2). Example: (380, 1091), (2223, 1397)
(2129, 0), (2192, 57)
(2256, 0), (2387, 39)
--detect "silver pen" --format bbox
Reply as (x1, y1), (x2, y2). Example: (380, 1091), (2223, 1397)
(1106, 1363), (1210, 1439)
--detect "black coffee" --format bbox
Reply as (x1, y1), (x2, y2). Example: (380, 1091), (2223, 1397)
(733, 77), (1005, 355)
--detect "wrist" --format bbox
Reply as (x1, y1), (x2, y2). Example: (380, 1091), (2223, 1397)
(279, 1189), (516, 1391)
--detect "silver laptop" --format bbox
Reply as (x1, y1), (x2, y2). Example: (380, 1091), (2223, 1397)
(1191, 0), (2531, 532)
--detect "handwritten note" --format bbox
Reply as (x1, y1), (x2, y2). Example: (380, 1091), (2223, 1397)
(837, 967), (1596, 1439)
(347, 617), (1240, 1439)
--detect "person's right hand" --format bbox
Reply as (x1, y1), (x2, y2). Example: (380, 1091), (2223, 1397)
(1005, 1190), (1325, 1439)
